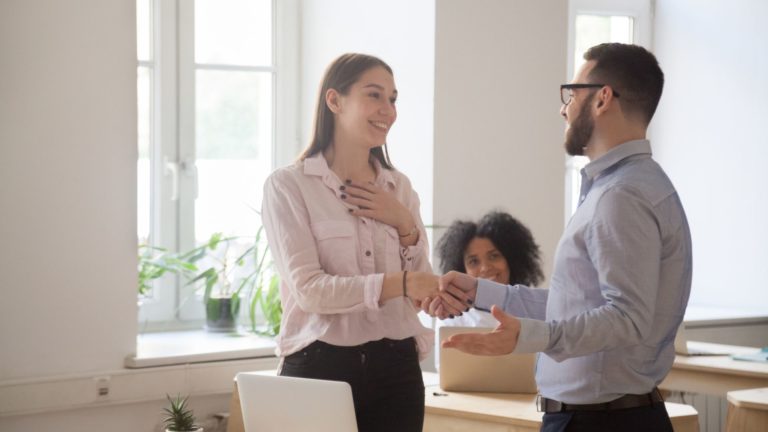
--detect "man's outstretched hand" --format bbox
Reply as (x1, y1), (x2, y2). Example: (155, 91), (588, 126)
(441, 305), (521, 356)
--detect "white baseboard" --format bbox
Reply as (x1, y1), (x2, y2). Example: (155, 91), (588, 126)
(0, 357), (279, 417)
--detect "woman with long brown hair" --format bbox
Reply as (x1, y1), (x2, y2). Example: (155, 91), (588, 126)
(262, 53), (467, 432)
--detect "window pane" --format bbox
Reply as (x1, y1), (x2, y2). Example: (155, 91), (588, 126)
(196, 70), (271, 159)
(566, 14), (634, 219)
(137, 65), (152, 243)
(195, 0), (272, 66)
(195, 69), (272, 241)
(138, 67), (152, 159)
(574, 15), (633, 73)
(136, 0), (152, 62)
(194, 160), (272, 241)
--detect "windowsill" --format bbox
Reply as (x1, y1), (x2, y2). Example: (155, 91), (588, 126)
(126, 329), (277, 368)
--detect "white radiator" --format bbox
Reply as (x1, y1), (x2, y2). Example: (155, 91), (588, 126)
(665, 390), (727, 432)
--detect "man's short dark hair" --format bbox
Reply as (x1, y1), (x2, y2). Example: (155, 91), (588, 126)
(584, 43), (664, 124)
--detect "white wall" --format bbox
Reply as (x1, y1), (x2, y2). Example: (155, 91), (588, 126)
(0, 0), (137, 381)
(1, 395), (228, 432)
(300, 0), (435, 223)
(433, 0), (568, 281)
(0, 1), (143, 430)
(652, 0), (768, 313)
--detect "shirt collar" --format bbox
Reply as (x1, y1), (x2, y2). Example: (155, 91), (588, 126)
(302, 152), (396, 189)
(583, 139), (652, 181)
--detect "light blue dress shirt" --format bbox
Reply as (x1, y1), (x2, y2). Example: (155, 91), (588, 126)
(475, 140), (692, 404)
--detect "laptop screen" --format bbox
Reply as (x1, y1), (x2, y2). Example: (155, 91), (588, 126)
(236, 373), (358, 432)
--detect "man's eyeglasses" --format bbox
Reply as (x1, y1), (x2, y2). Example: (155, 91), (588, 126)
(560, 84), (620, 105)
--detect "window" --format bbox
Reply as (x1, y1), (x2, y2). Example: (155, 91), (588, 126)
(564, 0), (651, 222)
(137, 0), (152, 246)
(136, 0), (298, 329)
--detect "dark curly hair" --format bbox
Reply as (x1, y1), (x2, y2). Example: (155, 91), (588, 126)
(436, 211), (544, 286)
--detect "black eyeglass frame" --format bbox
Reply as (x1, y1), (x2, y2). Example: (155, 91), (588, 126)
(560, 83), (620, 105)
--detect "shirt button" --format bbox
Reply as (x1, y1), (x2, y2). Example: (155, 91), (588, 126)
(365, 250), (372, 257)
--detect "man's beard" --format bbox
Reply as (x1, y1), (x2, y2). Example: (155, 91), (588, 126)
(564, 98), (595, 156)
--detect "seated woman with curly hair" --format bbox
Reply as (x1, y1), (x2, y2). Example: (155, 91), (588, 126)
(435, 211), (544, 328)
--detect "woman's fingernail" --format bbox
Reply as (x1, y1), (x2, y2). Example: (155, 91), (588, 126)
(345, 179), (352, 185)
(339, 185), (346, 191)
(449, 314), (455, 319)
(467, 299), (473, 305)
(348, 208), (353, 213)
(341, 194), (347, 199)
(465, 307), (470, 312)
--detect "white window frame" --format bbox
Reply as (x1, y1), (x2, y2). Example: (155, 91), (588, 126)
(138, 0), (299, 329)
(563, 0), (653, 223)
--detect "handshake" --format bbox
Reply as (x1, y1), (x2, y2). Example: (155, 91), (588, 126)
(405, 271), (479, 320)
(405, 270), (521, 355)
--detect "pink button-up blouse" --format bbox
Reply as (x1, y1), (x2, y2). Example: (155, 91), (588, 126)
(262, 153), (434, 360)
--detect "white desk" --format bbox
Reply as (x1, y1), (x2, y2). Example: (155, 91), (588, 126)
(662, 342), (768, 396)
(227, 371), (699, 432)
(423, 383), (699, 432)
(726, 387), (768, 432)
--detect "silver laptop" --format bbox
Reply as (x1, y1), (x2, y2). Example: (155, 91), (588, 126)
(236, 372), (358, 432)
(438, 326), (538, 393)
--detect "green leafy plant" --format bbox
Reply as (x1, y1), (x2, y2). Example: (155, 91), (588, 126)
(181, 232), (242, 304)
(232, 225), (281, 336)
(249, 271), (282, 336)
(162, 394), (199, 431)
(138, 215), (282, 335)
(138, 244), (196, 297)
(179, 225), (281, 336)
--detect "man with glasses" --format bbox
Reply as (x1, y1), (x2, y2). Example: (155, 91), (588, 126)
(424, 43), (692, 432)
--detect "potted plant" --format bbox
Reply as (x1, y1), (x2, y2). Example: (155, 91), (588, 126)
(181, 225), (281, 334)
(162, 394), (202, 432)
(138, 215), (282, 335)
(181, 232), (246, 332)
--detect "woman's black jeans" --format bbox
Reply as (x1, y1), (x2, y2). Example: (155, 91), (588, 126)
(280, 337), (425, 432)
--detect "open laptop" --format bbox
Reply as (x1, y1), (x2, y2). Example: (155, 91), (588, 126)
(438, 326), (538, 393)
(236, 372), (358, 432)
(674, 322), (730, 356)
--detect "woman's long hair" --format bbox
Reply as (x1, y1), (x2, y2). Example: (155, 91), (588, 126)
(298, 53), (394, 170)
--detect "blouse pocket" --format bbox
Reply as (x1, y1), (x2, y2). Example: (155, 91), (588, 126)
(310, 220), (358, 275)
(382, 225), (404, 269)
